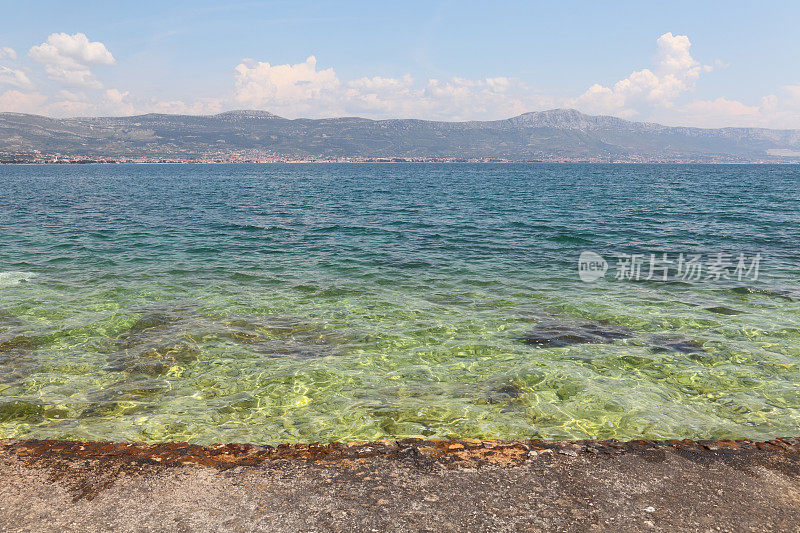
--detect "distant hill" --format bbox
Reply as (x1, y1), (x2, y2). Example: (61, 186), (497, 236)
(1, 108), (800, 162)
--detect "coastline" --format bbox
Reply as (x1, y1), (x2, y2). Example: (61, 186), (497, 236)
(3, 159), (800, 165)
(2, 436), (799, 531)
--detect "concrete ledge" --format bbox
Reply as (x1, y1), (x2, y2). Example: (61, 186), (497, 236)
(2, 437), (800, 531)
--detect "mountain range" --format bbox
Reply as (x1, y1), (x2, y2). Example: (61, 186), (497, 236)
(1, 108), (800, 163)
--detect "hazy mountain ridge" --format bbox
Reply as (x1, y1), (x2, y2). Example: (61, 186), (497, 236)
(1, 108), (799, 162)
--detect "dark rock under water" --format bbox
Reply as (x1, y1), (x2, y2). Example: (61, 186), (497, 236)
(521, 320), (632, 348)
(649, 336), (706, 354)
(706, 306), (745, 316)
(729, 286), (797, 301)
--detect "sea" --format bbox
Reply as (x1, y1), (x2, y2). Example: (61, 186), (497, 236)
(0, 163), (798, 444)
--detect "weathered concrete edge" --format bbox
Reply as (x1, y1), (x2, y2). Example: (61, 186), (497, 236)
(3, 436), (800, 469)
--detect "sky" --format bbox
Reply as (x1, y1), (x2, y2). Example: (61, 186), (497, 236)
(1, 0), (799, 128)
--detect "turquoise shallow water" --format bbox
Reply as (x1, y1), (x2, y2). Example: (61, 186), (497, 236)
(0, 163), (798, 444)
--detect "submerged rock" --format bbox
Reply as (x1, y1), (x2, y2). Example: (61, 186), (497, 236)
(649, 336), (705, 354)
(521, 320), (631, 348)
(107, 341), (201, 375)
(0, 335), (39, 353)
(705, 306), (745, 316)
(730, 286), (796, 301)
(485, 382), (524, 404)
(110, 306), (349, 370)
(0, 400), (44, 423)
(0, 310), (24, 328)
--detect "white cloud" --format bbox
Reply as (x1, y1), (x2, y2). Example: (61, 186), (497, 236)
(234, 56), (339, 111)
(29, 33), (115, 88)
(354, 76), (547, 121)
(45, 99), (93, 116)
(781, 84), (800, 106)
(573, 32), (711, 117)
(0, 47), (17, 61)
(0, 46), (32, 91)
(0, 66), (32, 89)
(0, 90), (47, 113)
(343, 74), (421, 116)
(417, 77), (545, 120)
(653, 84), (800, 128)
(678, 97), (761, 127)
(55, 89), (88, 102)
(29, 33), (115, 67)
(145, 97), (223, 115)
(234, 56), (553, 120)
(96, 88), (136, 115)
(753, 85), (800, 128)
(104, 88), (128, 104)
(45, 90), (224, 117)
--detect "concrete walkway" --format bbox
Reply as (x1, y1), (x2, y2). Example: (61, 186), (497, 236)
(1, 438), (799, 532)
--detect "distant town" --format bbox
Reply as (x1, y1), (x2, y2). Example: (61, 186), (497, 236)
(0, 150), (790, 165)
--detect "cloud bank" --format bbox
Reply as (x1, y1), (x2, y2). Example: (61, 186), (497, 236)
(232, 56), (554, 121)
(0, 32), (799, 128)
(573, 32), (711, 117)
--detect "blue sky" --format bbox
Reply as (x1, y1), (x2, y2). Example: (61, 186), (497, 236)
(1, 0), (799, 127)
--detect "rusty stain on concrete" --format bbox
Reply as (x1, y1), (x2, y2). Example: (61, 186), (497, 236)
(2, 437), (800, 502)
(2, 437), (800, 531)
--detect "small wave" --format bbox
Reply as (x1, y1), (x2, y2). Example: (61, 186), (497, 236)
(0, 271), (37, 287)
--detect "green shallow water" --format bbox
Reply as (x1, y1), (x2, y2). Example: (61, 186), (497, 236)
(0, 163), (799, 444)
